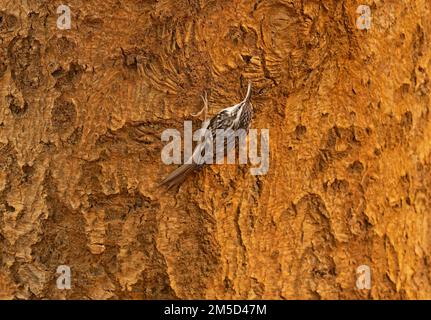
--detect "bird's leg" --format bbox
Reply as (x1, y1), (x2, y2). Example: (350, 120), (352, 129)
(191, 91), (210, 157)
(191, 91), (209, 122)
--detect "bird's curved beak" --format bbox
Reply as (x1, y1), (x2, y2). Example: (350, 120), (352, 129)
(243, 81), (252, 103)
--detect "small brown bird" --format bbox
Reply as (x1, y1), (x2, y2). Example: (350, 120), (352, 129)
(160, 82), (254, 188)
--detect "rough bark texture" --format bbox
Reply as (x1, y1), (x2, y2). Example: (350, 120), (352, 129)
(0, 0), (430, 300)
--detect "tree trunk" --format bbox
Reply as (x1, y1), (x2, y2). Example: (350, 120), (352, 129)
(0, 0), (430, 299)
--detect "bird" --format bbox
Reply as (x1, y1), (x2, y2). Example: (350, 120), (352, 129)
(160, 82), (254, 189)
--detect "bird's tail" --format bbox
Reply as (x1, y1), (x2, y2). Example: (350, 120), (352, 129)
(159, 163), (198, 189)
